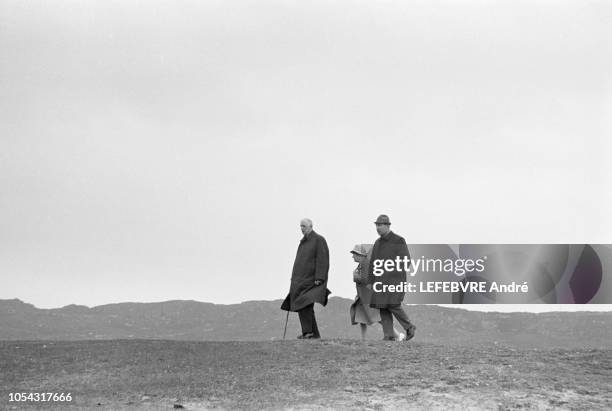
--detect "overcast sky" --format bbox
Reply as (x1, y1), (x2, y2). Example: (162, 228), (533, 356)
(1, 1), (611, 310)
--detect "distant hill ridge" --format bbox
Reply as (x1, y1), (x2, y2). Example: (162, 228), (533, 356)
(1, 297), (611, 348)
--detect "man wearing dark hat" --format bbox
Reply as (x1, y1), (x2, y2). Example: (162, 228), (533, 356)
(367, 214), (416, 341)
(281, 218), (331, 339)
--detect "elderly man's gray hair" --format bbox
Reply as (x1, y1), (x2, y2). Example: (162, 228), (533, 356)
(300, 218), (313, 228)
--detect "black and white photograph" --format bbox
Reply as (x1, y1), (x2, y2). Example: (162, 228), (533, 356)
(1, 0), (612, 409)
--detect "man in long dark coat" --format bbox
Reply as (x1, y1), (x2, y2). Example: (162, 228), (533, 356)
(367, 214), (416, 341)
(281, 218), (331, 339)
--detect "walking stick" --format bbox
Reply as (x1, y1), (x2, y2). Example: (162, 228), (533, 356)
(282, 310), (289, 340)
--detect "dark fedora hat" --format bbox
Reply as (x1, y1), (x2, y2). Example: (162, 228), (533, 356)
(374, 214), (391, 225)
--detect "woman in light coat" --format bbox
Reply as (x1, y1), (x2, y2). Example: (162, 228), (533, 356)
(349, 244), (405, 341)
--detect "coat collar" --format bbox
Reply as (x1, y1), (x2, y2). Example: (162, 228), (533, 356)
(379, 230), (394, 241)
(300, 230), (316, 243)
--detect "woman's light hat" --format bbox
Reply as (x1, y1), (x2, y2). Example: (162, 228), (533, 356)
(350, 244), (368, 256)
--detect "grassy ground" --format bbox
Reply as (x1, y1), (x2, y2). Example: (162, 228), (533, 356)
(1, 339), (611, 410)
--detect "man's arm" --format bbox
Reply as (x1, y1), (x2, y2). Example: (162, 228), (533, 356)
(314, 236), (329, 284)
(398, 237), (411, 273)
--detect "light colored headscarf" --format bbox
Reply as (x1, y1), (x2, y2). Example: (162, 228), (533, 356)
(351, 243), (374, 270)
(351, 243), (373, 255)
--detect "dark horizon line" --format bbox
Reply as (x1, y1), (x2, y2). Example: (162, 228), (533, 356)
(2, 296), (612, 314)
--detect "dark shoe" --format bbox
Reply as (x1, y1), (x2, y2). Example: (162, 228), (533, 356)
(382, 336), (397, 341)
(405, 325), (416, 341)
(302, 332), (316, 339)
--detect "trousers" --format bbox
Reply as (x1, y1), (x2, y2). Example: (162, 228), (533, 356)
(379, 305), (413, 338)
(298, 304), (320, 337)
